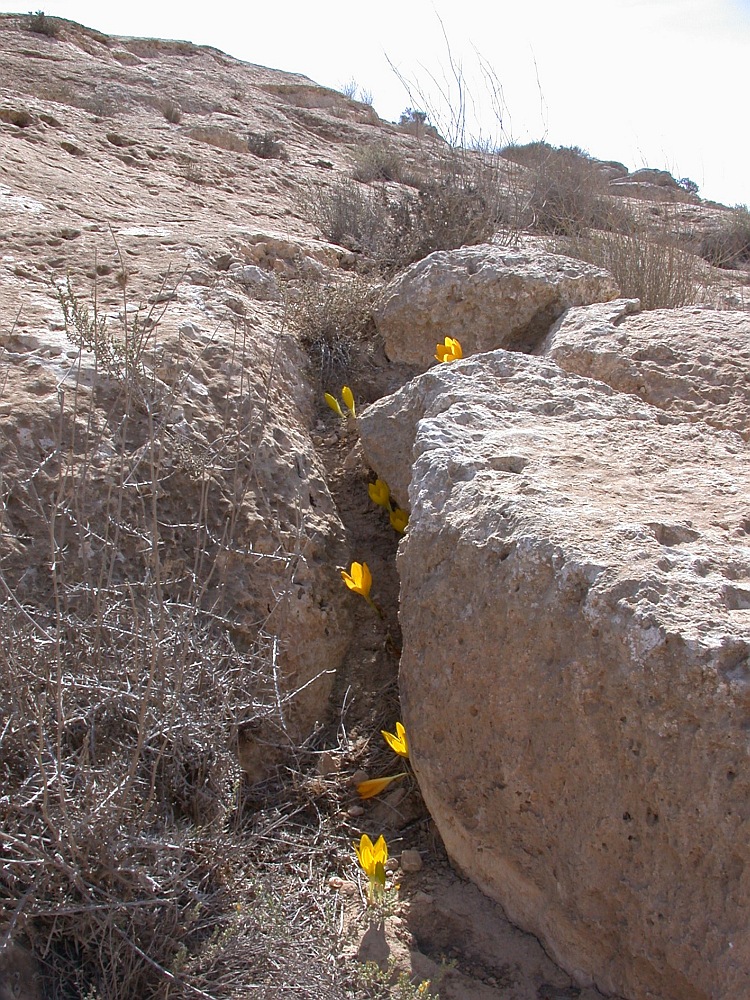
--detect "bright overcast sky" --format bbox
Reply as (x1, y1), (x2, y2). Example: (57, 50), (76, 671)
(3, 0), (749, 207)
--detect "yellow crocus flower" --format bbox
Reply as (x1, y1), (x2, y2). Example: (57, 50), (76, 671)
(389, 507), (408, 534)
(354, 834), (388, 902)
(340, 561), (372, 599)
(381, 721), (409, 758)
(368, 478), (391, 508)
(434, 336), (463, 363)
(341, 385), (356, 417)
(324, 392), (344, 417)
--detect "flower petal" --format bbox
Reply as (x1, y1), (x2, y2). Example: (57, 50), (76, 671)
(325, 392), (344, 416)
(341, 385), (356, 417)
(382, 723), (409, 758)
(372, 835), (388, 866)
(357, 774), (405, 799)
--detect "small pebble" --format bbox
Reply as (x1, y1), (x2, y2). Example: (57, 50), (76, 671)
(400, 849), (423, 872)
(347, 804), (365, 817)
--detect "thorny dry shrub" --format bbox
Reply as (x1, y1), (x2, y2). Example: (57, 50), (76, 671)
(351, 143), (417, 185)
(27, 10), (60, 37)
(572, 210), (710, 310)
(395, 149), (512, 262)
(503, 142), (616, 236)
(307, 178), (394, 266)
(160, 99), (183, 124)
(289, 276), (381, 383)
(698, 205), (750, 269)
(0, 281), (382, 999)
(310, 148), (512, 276)
(247, 131), (285, 160)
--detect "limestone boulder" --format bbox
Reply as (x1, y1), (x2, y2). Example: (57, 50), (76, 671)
(541, 300), (750, 440)
(374, 244), (619, 367)
(0, 301), (351, 746)
(358, 351), (750, 1000)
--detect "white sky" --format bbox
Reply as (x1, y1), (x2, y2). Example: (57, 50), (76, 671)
(3, 0), (748, 206)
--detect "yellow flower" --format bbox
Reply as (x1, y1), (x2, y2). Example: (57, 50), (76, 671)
(368, 478), (391, 508)
(435, 336), (463, 363)
(381, 722), (409, 758)
(357, 773), (408, 799)
(389, 507), (408, 534)
(341, 385), (356, 417)
(325, 392), (344, 417)
(340, 561), (372, 599)
(354, 833), (388, 876)
(354, 834), (388, 901)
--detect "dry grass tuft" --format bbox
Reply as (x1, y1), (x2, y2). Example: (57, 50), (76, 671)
(571, 210), (710, 310)
(698, 205), (750, 270)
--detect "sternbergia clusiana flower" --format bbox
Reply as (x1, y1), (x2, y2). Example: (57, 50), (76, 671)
(324, 392), (344, 417)
(340, 561), (372, 599)
(357, 773), (407, 799)
(368, 478), (391, 509)
(341, 385), (356, 417)
(354, 834), (388, 902)
(324, 387), (357, 418)
(381, 721), (409, 758)
(435, 336), (463, 363)
(389, 507), (408, 534)
(357, 723), (410, 800)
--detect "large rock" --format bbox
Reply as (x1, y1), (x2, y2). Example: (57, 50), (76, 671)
(358, 351), (750, 1000)
(374, 244), (619, 366)
(0, 305), (351, 747)
(541, 300), (750, 440)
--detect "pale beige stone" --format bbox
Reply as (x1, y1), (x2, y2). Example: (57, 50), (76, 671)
(358, 350), (750, 1000)
(542, 300), (750, 440)
(375, 244), (619, 366)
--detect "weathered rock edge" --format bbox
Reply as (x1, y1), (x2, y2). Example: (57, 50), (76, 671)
(541, 300), (750, 440)
(358, 350), (750, 1000)
(375, 244), (620, 367)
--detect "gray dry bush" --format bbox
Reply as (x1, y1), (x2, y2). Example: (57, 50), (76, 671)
(160, 99), (183, 124)
(572, 209), (709, 310)
(247, 131), (285, 160)
(27, 10), (60, 37)
(351, 143), (417, 185)
(290, 276), (381, 384)
(502, 142), (617, 235)
(698, 204), (750, 269)
(311, 148), (511, 276)
(0, 281), (376, 999)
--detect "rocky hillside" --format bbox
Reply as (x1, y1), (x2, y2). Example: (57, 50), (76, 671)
(0, 12), (748, 1000)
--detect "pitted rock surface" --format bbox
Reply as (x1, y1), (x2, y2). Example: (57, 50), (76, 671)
(375, 244), (619, 366)
(542, 299), (750, 439)
(358, 350), (750, 1000)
